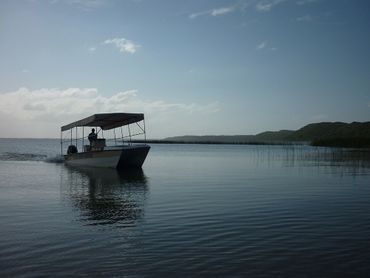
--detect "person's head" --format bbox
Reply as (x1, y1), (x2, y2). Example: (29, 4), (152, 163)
(92, 128), (95, 133)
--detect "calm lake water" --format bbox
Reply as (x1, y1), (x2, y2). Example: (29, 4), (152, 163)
(0, 139), (370, 277)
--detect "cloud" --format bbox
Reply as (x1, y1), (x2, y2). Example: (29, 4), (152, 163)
(68, 0), (105, 8)
(255, 0), (288, 12)
(0, 88), (219, 138)
(296, 0), (320, 5)
(103, 38), (140, 54)
(189, 11), (206, 19)
(189, 0), (295, 18)
(23, 103), (47, 111)
(211, 6), (235, 16)
(50, 0), (107, 10)
(256, 41), (277, 51)
(296, 14), (312, 22)
(189, 6), (235, 19)
(88, 46), (96, 52)
(0, 87), (98, 119)
(256, 41), (267, 50)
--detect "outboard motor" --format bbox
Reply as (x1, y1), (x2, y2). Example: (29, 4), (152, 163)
(67, 145), (78, 154)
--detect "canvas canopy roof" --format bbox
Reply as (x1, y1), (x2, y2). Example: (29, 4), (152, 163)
(61, 113), (144, 132)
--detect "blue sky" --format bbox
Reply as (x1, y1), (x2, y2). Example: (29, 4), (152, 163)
(0, 0), (369, 138)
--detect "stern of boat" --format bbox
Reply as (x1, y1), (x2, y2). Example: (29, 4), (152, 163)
(117, 144), (150, 169)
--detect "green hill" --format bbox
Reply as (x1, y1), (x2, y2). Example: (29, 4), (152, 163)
(164, 130), (294, 144)
(288, 122), (370, 141)
(254, 130), (294, 142)
(162, 122), (370, 148)
(288, 122), (370, 148)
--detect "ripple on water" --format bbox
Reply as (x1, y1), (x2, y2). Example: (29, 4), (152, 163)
(1, 144), (370, 277)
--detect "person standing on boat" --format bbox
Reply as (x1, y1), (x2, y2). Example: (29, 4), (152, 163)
(88, 128), (97, 144)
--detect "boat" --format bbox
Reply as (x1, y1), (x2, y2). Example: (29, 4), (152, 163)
(60, 113), (150, 169)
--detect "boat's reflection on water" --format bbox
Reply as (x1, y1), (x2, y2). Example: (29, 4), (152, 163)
(61, 166), (148, 227)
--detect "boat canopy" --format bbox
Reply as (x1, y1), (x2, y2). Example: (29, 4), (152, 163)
(61, 113), (144, 132)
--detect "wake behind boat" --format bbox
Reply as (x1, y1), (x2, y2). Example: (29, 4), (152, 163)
(61, 113), (150, 169)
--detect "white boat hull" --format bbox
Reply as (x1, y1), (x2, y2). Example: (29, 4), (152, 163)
(64, 145), (150, 169)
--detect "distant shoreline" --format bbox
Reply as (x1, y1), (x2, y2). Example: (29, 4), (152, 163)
(136, 139), (370, 149)
(133, 139), (304, 146)
(160, 121), (370, 148)
(1, 121), (369, 148)
(1, 137), (370, 149)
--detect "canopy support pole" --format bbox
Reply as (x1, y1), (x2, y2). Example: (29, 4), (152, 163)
(114, 129), (117, 146)
(60, 131), (63, 156)
(128, 125), (132, 145)
(143, 119), (147, 141)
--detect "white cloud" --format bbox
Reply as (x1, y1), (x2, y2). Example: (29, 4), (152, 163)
(0, 88), (219, 138)
(256, 41), (277, 51)
(23, 103), (47, 111)
(255, 0), (287, 12)
(211, 6), (235, 16)
(296, 14), (312, 22)
(50, 0), (107, 9)
(256, 41), (267, 50)
(296, 0), (320, 5)
(88, 46), (96, 52)
(190, 0), (293, 18)
(68, 0), (105, 8)
(189, 6), (235, 19)
(103, 38), (140, 54)
(189, 11), (206, 19)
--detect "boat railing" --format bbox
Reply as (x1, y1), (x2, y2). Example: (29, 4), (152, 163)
(63, 133), (144, 153)
(61, 115), (147, 156)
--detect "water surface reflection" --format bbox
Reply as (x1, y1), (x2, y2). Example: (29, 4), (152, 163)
(61, 166), (148, 227)
(2, 143), (370, 277)
(270, 146), (370, 174)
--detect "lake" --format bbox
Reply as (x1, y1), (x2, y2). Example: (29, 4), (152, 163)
(0, 139), (370, 277)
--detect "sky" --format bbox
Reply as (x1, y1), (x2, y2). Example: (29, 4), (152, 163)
(0, 0), (369, 138)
